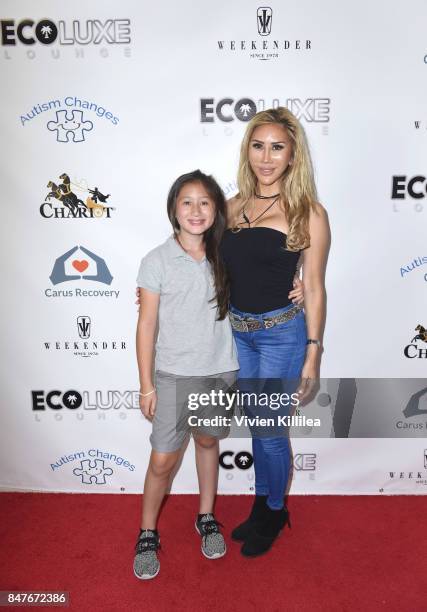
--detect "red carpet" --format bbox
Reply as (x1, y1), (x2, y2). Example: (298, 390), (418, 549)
(0, 494), (426, 612)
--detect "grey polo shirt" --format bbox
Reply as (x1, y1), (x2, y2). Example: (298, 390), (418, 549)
(137, 235), (239, 376)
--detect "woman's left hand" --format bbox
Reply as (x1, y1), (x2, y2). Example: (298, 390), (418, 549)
(296, 359), (320, 404)
(288, 277), (304, 305)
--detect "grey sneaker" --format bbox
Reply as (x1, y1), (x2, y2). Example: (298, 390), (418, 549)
(195, 514), (226, 559)
(133, 529), (160, 580)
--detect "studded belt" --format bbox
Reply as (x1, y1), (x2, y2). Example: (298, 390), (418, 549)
(228, 304), (303, 332)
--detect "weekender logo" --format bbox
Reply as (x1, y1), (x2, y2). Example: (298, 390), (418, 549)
(385, 450), (427, 488)
(45, 245), (119, 299)
(216, 7), (312, 61)
(43, 315), (127, 359)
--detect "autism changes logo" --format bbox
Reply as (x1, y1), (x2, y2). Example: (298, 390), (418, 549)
(49, 448), (136, 488)
(20, 96), (119, 143)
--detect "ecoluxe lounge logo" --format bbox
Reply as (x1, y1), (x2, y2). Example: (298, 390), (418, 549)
(216, 6), (312, 61)
(391, 175), (427, 213)
(200, 97), (330, 124)
(41, 173), (114, 219)
(1, 18), (131, 60)
(32, 390), (140, 422)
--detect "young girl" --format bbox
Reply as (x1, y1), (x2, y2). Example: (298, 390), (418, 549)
(134, 170), (239, 579)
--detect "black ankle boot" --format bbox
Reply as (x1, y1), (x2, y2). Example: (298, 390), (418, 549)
(240, 504), (290, 557)
(231, 495), (268, 542)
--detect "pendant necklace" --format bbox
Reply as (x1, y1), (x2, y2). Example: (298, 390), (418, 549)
(231, 194), (280, 233)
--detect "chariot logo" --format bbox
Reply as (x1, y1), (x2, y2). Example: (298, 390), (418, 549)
(20, 96), (119, 143)
(43, 316), (127, 358)
(32, 390), (140, 414)
(49, 448), (135, 487)
(40, 172), (115, 219)
(200, 97), (330, 124)
(404, 325), (427, 359)
(1, 18), (131, 60)
(216, 6), (312, 61)
(391, 175), (427, 213)
(45, 245), (120, 300)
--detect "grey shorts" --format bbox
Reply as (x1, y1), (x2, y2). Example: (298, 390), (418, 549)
(150, 369), (238, 453)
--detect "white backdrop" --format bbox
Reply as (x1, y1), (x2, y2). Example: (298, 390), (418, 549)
(1, 0), (427, 495)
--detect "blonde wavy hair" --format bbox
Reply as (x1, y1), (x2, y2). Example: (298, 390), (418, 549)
(236, 107), (317, 251)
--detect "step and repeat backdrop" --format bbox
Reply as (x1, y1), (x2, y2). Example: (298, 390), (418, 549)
(1, 0), (426, 495)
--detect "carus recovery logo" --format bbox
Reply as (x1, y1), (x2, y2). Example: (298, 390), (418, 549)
(45, 245), (120, 299)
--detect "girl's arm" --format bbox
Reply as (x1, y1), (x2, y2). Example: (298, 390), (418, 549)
(300, 203), (331, 390)
(136, 288), (160, 419)
(289, 253), (304, 304)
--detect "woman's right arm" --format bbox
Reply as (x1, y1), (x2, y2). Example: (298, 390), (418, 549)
(136, 288), (160, 420)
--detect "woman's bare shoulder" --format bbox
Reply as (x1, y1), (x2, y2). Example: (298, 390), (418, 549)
(311, 201), (327, 216)
(226, 194), (241, 210)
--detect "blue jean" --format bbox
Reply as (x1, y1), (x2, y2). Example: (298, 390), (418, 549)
(231, 303), (307, 510)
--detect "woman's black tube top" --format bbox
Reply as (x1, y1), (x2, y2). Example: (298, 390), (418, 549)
(220, 227), (300, 314)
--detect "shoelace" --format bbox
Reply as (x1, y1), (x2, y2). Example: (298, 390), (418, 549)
(199, 518), (223, 536)
(135, 532), (160, 554)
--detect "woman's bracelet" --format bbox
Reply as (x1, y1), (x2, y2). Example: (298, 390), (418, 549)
(306, 339), (322, 348)
(139, 388), (156, 397)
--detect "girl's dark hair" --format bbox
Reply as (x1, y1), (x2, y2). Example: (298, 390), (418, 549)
(166, 169), (229, 319)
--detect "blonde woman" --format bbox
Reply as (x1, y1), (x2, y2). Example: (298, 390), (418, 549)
(220, 107), (330, 557)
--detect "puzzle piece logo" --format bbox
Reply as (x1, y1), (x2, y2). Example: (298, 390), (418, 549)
(73, 459), (113, 485)
(47, 110), (93, 143)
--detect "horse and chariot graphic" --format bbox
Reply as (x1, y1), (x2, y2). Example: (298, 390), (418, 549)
(411, 325), (427, 344)
(46, 173), (111, 217)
